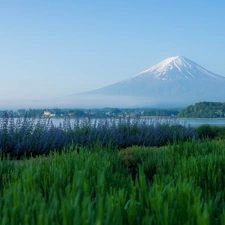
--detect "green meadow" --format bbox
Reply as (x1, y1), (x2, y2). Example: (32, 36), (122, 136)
(1, 134), (225, 224)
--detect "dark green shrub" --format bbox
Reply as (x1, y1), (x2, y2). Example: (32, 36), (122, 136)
(197, 125), (214, 138)
(118, 146), (170, 181)
(118, 146), (142, 178)
(197, 125), (225, 139)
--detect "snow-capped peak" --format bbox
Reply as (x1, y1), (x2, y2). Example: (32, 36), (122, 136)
(132, 56), (224, 81)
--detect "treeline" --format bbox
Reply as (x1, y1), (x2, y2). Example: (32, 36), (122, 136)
(178, 102), (225, 118)
(0, 108), (180, 118)
(142, 109), (179, 117)
(0, 108), (86, 118)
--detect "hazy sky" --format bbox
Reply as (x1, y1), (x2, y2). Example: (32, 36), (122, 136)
(1, 0), (225, 101)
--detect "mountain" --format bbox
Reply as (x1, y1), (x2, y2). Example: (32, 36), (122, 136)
(66, 56), (225, 108)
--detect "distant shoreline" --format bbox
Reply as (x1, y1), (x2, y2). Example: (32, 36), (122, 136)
(179, 118), (225, 120)
(141, 116), (225, 120)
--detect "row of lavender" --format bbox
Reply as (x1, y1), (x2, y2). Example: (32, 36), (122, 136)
(0, 112), (198, 158)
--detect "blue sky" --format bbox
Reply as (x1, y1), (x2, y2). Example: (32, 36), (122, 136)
(1, 0), (225, 102)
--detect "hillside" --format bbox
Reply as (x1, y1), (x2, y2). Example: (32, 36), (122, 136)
(178, 102), (225, 118)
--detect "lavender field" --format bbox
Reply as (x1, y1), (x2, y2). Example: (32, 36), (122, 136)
(0, 112), (197, 158)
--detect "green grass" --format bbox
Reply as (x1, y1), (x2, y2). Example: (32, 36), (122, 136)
(1, 139), (225, 224)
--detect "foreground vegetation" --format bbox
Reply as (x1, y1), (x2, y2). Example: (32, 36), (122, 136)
(1, 139), (225, 224)
(1, 114), (225, 224)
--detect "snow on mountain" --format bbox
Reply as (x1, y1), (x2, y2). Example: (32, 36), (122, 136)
(67, 56), (225, 107)
(132, 56), (224, 80)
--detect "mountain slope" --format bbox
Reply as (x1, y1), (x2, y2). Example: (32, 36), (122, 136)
(67, 56), (225, 107)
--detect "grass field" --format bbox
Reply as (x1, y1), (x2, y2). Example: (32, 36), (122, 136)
(1, 138), (225, 224)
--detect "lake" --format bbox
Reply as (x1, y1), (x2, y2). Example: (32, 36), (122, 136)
(49, 118), (225, 127)
(179, 118), (225, 127)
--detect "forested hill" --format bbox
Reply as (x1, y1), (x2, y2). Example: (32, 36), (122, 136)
(178, 102), (225, 118)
